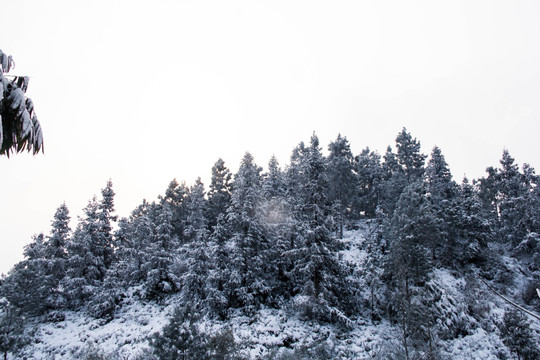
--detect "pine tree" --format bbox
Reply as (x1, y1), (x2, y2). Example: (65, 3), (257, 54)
(378, 146), (408, 216)
(97, 180), (117, 269)
(453, 178), (493, 264)
(182, 178), (212, 306)
(500, 309), (540, 360)
(207, 159), (233, 231)
(425, 146), (457, 264)
(354, 147), (383, 218)
(326, 134), (356, 237)
(384, 182), (439, 360)
(143, 203), (181, 298)
(0, 298), (29, 360)
(114, 200), (155, 287)
(149, 303), (207, 360)
(63, 197), (102, 308)
(1, 234), (49, 315)
(63, 182), (117, 309)
(223, 152), (271, 311)
(261, 155), (293, 303)
(160, 179), (189, 242)
(395, 128), (426, 184)
(43, 203), (71, 309)
(289, 134), (354, 324)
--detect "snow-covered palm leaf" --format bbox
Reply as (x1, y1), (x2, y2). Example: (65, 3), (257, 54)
(0, 50), (43, 157)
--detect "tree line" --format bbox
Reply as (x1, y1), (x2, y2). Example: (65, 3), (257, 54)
(2, 129), (540, 359)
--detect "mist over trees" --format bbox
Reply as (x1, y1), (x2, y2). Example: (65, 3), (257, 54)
(2, 129), (540, 359)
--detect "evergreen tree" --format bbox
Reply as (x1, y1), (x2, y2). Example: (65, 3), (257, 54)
(262, 155), (285, 199)
(453, 178), (493, 264)
(378, 145), (408, 216)
(143, 203), (181, 298)
(425, 146), (457, 264)
(354, 147), (383, 218)
(395, 128), (426, 184)
(207, 159), (233, 231)
(0, 298), (28, 360)
(149, 303), (207, 360)
(386, 182), (437, 287)
(384, 182), (439, 359)
(114, 200), (155, 287)
(261, 155), (294, 303)
(97, 180), (117, 269)
(43, 203), (71, 309)
(160, 179), (189, 242)
(223, 152), (271, 311)
(63, 183), (117, 309)
(289, 134), (354, 324)
(500, 309), (540, 360)
(182, 178), (212, 306)
(63, 197), (103, 308)
(326, 134), (356, 238)
(1, 234), (49, 315)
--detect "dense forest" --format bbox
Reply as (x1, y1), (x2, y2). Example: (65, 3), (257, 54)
(1, 129), (540, 359)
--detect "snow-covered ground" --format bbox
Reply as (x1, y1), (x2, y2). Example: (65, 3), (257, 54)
(16, 224), (537, 359)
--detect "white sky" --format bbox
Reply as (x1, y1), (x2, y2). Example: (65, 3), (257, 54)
(1, 0), (540, 274)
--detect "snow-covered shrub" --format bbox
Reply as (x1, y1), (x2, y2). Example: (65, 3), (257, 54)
(425, 269), (472, 340)
(499, 309), (540, 360)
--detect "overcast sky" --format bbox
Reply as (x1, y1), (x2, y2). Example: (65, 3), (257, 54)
(1, 0), (540, 274)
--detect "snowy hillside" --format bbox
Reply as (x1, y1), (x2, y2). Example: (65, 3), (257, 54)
(14, 225), (536, 359)
(3, 131), (540, 359)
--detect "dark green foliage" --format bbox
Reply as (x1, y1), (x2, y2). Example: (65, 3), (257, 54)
(386, 182), (437, 287)
(0, 298), (29, 360)
(208, 159), (233, 231)
(500, 309), (540, 360)
(288, 134), (355, 324)
(143, 203), (181, 298)
(354, 147), (383, 218)
(150, 304), (207, 359)
(1, 234), (50, 315)
(149, 304), (242, 360)
(326, 134), (356, 237)
(223, 153), (271, 310)
(395, 128), (426, 184)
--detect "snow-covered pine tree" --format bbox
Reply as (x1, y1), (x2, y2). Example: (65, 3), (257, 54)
(143, 202), (181, 298)
(160, 179), (189, 243)
(354, 147), (383, 218)
(114, 200), (155, 287)
(289, 134), (354, 324)
(63, 197), (102, 309)
(181, 178), (212, 306)
(222, 152), (272, 311)
(378, 145), (408, 217)
(63, 182), (117, 309)
(425, 146), (457, 264)
(207, 159), (233, 231)
(384, 182), (439, 358)
(149, 303), (207, 359)
(0, 297), (29, 360)
(97, 180), (117, 269)
(261, 155), (294, 303)
(43, 203), (71, 309)
(326, 134), (356, 238)
(453, 177), (493, 264)
(1, 234), (49, 316)
(500, 309), (540, 360)
(395, 128), (426, 184)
